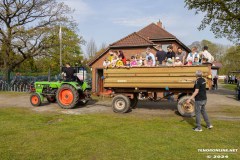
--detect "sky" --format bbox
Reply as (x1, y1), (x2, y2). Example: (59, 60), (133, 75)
(60, 0), (233, 56)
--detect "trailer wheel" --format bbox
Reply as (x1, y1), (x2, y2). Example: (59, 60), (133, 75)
(56, 84), (79, 109)
(130, 93), (138, 109)
(177, 96), (195, 117)
(47, 96), (56, 103)
(112, 94), (130, 113)
(30, 93), (42, 106)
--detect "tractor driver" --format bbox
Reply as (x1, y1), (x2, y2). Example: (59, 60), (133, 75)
(62, 63), (75, 81)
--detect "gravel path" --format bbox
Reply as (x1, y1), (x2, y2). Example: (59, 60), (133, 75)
(0, 84), (239, 120)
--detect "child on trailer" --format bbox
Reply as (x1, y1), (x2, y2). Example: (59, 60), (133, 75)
(161, 60), (167, 66)
(193, 57), (200, 66)
(136, 55), (143, 67)
(130, 56), (137, 67)
(103, 58), (111, 68)
(115, 56), (124, 68)
(174, 57), (183, 66)
(166, 58), (173, 66)
(125, 59), (131, 68)
(111, 55), (118, 68)
(147, 56), (154, 67)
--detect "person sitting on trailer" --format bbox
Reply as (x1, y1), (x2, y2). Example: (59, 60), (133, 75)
(62, 63), (75, 82)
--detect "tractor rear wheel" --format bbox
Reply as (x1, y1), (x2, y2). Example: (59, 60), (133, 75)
(47, 96), (56, 103)
(30, 93), (42, 106)
(56, 84), (79, 109)
(177, 96), (195, 117)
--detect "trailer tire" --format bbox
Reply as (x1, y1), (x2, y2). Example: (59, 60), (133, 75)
(130, 93), (138, 109)
(177, 96), (195, 117)
(112, 94), (130, 113)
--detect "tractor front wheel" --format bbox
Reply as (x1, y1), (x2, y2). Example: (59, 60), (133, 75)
(30, 93), (42, 106)
(56, 84), (79, 109)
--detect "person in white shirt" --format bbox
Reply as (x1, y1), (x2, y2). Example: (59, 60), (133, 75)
(145, 47), (156, 66)
(201, 46), (214, 63)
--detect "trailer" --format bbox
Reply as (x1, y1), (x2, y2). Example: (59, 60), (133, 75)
(103, 65), (212, 117)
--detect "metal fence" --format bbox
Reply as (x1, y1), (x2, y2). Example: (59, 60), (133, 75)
(0, 75), (50, 93)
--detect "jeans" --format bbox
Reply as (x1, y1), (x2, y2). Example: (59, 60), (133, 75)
(195, 100), (211, 129)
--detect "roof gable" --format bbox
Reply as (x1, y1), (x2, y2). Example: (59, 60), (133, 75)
(137, 23), (175, 40)
(110, 32), (153, 47)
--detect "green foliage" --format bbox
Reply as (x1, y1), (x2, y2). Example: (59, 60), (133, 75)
(0, 0), (76, 81)
(189, 40), (230, 61)
(220, 46), (240, 74)
(185, 0), (240, 44)
(0, 108), (239, 160)
(222, 84), (238, 91)
(15, 26), (84, 75)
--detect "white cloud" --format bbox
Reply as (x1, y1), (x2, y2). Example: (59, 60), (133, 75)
(60, 0), (94, 23)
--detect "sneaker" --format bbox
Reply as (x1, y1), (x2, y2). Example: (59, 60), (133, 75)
(207, 125), (213, 129)
(193, 127), (203, 132)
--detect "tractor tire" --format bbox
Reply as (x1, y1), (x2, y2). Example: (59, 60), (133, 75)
(112, 94), (130, 113)
(56, 84), (79, 109)
(130, 93), (138, 109)
(47, 96), (56, 103)
(177, 96), (195, 117)
(30, 93), (42, 106)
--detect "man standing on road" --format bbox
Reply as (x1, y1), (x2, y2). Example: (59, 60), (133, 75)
(213, 76), (218, 90)
(187, 70), (213, 132)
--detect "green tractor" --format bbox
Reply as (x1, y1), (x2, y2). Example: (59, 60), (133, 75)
(30, 67), (91, 109)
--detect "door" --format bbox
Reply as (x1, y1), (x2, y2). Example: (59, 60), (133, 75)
(96, 69), (103, 94)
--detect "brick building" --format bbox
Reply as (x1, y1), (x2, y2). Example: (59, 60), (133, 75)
(88, 21), (191, 94)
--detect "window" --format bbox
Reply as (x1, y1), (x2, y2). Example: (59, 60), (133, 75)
(162, 44), (172, 52)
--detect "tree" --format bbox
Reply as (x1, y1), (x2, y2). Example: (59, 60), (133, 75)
(16, 26), (85, 75)
(188, 40), (229, 61)
(185, 0), (240, 44)
(99, 42), (107, 50)
(220, 46), (240, 74)
(0, 0), (72, 82)
(86, 38), (97, 58)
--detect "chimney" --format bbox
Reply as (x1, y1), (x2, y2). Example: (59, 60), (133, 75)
(156, 20), (162, 28)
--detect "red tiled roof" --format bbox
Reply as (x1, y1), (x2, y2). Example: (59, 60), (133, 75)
(110, 32), (153, 47)
(137, 23), (176, 40)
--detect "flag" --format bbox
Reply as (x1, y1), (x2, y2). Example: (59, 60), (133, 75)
(59, 26), (62, 41)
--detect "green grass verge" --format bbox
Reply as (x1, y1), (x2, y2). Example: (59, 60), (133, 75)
(0, 108), (239, 160)
(222, 84), (237, 91)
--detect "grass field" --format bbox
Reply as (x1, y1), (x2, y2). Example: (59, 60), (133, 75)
(0, 108), (239, 160)
(222, 83), (238, 91)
